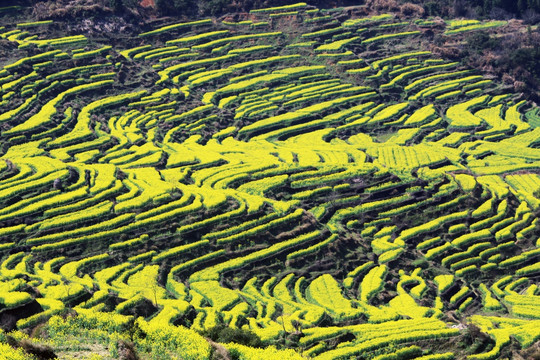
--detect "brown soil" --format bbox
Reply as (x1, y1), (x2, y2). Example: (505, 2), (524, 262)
(139, 0), (155, 8)
(208, 340), (232, 360)
(0, 300), (43, 332)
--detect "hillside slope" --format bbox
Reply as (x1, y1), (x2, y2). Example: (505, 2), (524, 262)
(0, 2), (539, 359)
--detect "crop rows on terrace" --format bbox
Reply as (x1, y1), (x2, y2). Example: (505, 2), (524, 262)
(0, 2), (538, 359)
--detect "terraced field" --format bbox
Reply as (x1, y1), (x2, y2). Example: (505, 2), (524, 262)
(0, 2), (539, 359)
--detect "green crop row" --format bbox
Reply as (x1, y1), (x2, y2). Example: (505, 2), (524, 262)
(0, 93), (38, 125)
(398, 210), (469, 243)
(4, 49), (61, 70)
(28, 35), (87, 48)
(211, 62), (317, 101)
(152, 240), (209, 263)
(0, 163), (43, 192)
(379, 248), (404, 263)
(60, 253), (109, 281)
(478, 283), (503, 310)
(363, 31), (420, 44)
(216, 209), (304, 245)
(202, 211), (280, 240)
(167, 250), (226, 285)
(305, 15), (332, 23)
(494, 213), (532, 241)
(191, 222), (322, 282)
(72, 45), (112, 60)
(119, 44), (152, 59)
(109, 234), (149, 251)
(499, 248), (540, 268)
(132, 46), (179, 60)
(359, 265), (387, 302)
(44, 180), (123, 218)
(177, 200), (246, 234)
(381, 62), (458, 90)
(292, 166), (375, 189)
(192, 32), (282, 51)
(316, 328), (459, 360)
(16, 298), (64, 329)
(239, 92), (372, 136)
(449, 286), (470, 304)
(301, 27), (343, 39)
(0, 185), (85, 223)
(28, 213), (135, 247)
(472, 197), (495, 218)
(453, 259), (480, 273)
(470, 199), (507, 231)
(267, 79), (341, 101)
(139, 19), (212, 37)
(6, 80), (114, 135)
(0, 291), (33, 309)
(1, 70), (37, 91)
(269, 11), (299, 17)
(442, 242), (491, 269)
(369, 102), (409, 124)
(371, 51), (431, 70)
(166, 30), (229, 46)
(446, 95), (490, 128)
(229, 45), (273, 55)
(157, 54), (237, 84)
(316, 36), (359, 52)
(305, 273), (362, 320)
(250, 2), (307, 13)
(405, 70), (472, 92)
(36, 201), (113, 231)
(343, 14), (393, 27)
(0, 169), (69, 205)
(287, 233), (335, 260)
(336, 194), (411, 226)
(371, 346), (423, 360)
(30, 218), (128, 252)
(49, 89), (146, 147)
(445, 21), (506, 35)
(451, 229), (491, 248)
(116, 294), (147, 314)
(516, 262), (540, 275)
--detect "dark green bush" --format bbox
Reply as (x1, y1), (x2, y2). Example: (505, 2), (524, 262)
(203, 325), (263, 348)
(155, 0), (196, 16)
(466, 31), (500, 51)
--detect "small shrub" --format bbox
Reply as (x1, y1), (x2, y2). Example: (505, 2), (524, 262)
(401, 3), (425, 16)
(204, 325), (263, 348)
(366, 0), (400, 11)
(466, 31), (500, 51)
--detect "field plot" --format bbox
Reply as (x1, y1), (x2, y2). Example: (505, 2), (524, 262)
(0, 2), (539, 359)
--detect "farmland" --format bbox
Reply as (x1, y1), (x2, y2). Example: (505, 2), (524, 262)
(0, 2), (539, 359)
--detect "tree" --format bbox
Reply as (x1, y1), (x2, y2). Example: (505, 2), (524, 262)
(198, 0), (230, 16)
(518, 0), (528, 14)
(109, 0), (124, 13)
(466, 31), (499, 51)
(155, 0), (196, 16)
(424, 1), (442, 16)
(453, 0), (468, 16)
